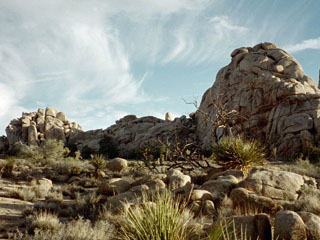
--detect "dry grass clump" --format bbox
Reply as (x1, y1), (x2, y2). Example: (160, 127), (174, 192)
(51, 159), (93, 175)
(295, 186), (320, 215)
(0, 157), (16, 178)
(206, 219), (249, 240)
(269, 159), (320, 179)
(8, 187), (36, 202)
(11, 217), (114, 240)
(118, 190), (198, 240)
(28, 210), (61, 233)
(210, 136), (266, 174)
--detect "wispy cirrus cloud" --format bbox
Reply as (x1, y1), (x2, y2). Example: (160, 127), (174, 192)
(285, 37), (320, 53)
(0, 0), (213, 133)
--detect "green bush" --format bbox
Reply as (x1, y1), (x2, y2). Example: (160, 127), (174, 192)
(308, 146), (320, 164)
(1, 157), (15, 178)
(18, 139), (65, 163)
(98, 135), (119, 158)
(207, 219), (249, 240)
(210, 136), (266, 174)
(90, 154), (106, 171)
(80, 146), (96, 159)
(119, 190), (196, 240)
(39, 139), (65, 161)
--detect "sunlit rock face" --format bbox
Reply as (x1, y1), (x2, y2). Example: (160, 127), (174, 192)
(196, 42), (320, 157)
(5, 107), (82, 150)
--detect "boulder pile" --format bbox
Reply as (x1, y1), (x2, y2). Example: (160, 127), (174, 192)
(5, 107), (82, 151)
(69, 114), (198, 157)
(196, 42), (320, 157)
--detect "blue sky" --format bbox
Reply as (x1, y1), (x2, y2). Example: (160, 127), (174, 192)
(0, 0), (319, 135)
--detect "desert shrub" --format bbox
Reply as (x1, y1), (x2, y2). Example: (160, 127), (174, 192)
(39, 139), (65, 161)
(1, 157), (16, 178)
(52, 158), (93, 176)
(90, 154), (106, 171)
(207, 219), (249, 240)
(18, 139), (68, 164)
(119, 190), (196, 240)
(98, 135), (119, 158)
(210, 136), (266, 174)
(80, 146), (95, 159)
(12, 217), (114, 240)
(307, 146), (320, 164)
(9, 187), (36, 202)
(295, 185), (320, 215)
(269, 159), (320, 179)
(28, 210), (61, 233)
(75, 193), (101, 220)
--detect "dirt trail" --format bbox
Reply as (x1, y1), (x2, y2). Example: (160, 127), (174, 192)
(0, 179), (33, 239)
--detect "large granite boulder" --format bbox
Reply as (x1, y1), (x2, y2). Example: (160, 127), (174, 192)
(5, 107), (82, 151)
(238, 168), (317, 202)
(196, 42), (320, 157)
(274, 210), (307, 240)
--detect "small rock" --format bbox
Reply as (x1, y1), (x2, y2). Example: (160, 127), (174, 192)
(274, 210), (307, 240)
(298, 211), (320, 240)
(98, 178), (130, 195)
(106, 158), (128, 172)
(191, 190), (214, 202)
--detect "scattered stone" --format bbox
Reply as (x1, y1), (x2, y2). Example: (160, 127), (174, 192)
(106, 158), (128, 172)
(231, 214), (272, 240)
(98, 178), (131, 195)
(298, 211), (320, 240)
(274, 210), (307, 240)
(166, 169), (191, 190)
(230, 187), (281, 214)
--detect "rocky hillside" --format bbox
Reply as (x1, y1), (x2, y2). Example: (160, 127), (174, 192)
(1, 42), (319, 159)
(197, 42), (320, 158)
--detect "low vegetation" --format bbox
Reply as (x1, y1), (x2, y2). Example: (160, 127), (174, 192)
(118, 190), (198, 240)
(210, 136), (266, 174)
(3, 135), (320, 239)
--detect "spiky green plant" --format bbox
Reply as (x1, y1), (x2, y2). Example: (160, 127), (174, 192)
(207, 219), (249, 240)
(119, 190), (196, 240)
(210, 136), (266, 174)
(90, 154), (106, 171)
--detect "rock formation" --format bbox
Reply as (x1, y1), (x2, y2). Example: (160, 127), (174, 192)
(196, 42), (320, 157)
(69, 114), (198, 157)
(3, 43), (320, 159)
(5, 107), (82, 151)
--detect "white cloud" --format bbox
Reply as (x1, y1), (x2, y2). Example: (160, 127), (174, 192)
(0, 0), (152, 133)
(285, 37), (320, 53)
(0, 45), (32, 135)
(161, 15), (248, 64)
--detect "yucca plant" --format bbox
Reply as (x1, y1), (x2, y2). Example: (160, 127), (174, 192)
(207, 219), (249, 240)
(119, 190), (196, 240)
(90, 154), (106, 170)
(210, 136), (266, 174)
